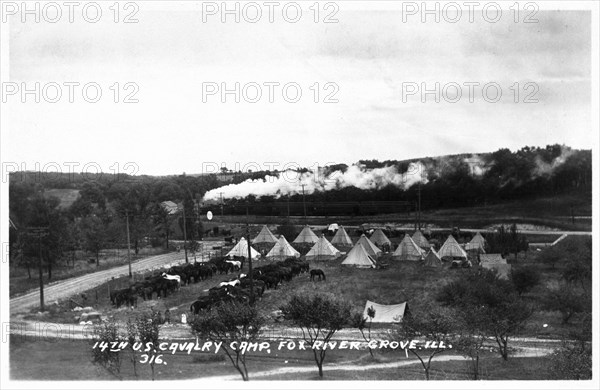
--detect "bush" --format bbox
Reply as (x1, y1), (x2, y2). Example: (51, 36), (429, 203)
(511, 267), (540, 295)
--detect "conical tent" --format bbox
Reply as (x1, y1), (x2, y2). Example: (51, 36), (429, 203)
(370, 229), (391, 247)
(266, 236), (300, 260)
(423, 249), (442, 267)
(252, 225), (278, 244)
(331, 226), (353, 246)
(292, 225), (319, 244)
(465, 232), (486, 253)
(438, 235), (468, 260)
(305, 236), (341, 261)
(356, 234), (382, 258)
(392, 235), (424, 261)
(412, 230), (430, 250)
(341, 243), (376, 268)
(226, 237), (260, 259)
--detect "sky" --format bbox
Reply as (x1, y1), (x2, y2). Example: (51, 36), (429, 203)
(2, 1), (594, 176)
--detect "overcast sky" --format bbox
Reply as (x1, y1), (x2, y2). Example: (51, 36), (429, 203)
(4, 2), (593, 176)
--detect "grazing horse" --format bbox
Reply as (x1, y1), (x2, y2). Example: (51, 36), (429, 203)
(310, 269), (326, 281)
(219, 279), (240, 288)
(190, 297), (212, 315)
(161, 272), (181, 289)
(226, 260), (242, 271)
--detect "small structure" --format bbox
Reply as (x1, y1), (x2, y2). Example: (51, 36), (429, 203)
(226, 237), (261, 259)
(356, 234), (382, 258)
(412, 230), (431, 250)
(331, 226), (353, 247)
(305, 236), (341, 261)
(252, 225), (278, 245)
(392, 235), (424, 261)
(266, 236), (301, 261)
(423, 248), (442, 267)
(438, 235), (468, 260)
(465, 232), (487, 253)
(341, 243), (376, 268)
(292, 225), (319, 245)
(370, 229), (392, 250)
(362, 300), (409, 323)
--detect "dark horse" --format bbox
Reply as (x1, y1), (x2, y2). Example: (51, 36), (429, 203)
(310, 269), (326, 281)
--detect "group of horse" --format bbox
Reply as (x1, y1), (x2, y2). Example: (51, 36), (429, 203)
(189, 257), (311, 315)
(110, 262), (220, 308)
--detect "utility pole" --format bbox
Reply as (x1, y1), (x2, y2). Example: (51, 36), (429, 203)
(246, 203), (254, 306)
(27, 227), (49, 312)
(287, 195), (290, 217)
(417, 179), (422, 230)
(219, 192), (224, 219)
(301, 184), (307, 220)
(125, 210), (132, 278)
(182, 204), (189, 263)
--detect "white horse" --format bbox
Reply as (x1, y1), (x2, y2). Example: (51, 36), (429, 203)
(161, 272), (181, 289)
(219, 279), (240, 288)
(225, 260), (242, 271)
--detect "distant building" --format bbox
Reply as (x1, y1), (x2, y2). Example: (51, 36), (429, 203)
(160, 201), (180, 215)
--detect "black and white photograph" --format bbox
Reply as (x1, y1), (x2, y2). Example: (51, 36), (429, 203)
(1, 1), (598, 388)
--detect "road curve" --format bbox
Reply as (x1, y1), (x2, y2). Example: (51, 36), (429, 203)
(10, 243), (224, 315)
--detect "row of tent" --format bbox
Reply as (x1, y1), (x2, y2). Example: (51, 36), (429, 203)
(229, 225), (490, 264)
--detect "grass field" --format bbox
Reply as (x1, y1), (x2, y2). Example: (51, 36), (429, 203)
(9, 335), (553, 381)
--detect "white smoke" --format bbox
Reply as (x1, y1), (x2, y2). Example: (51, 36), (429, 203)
(203, 162), (428, 201)
(463, 155), (488, 176)
(533, 147), (574, 177)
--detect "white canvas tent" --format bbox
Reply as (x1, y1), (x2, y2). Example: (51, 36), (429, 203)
(305, 236), (341, 261)
(423, 248), (442, 267)
(392, 235), (424, 261)
(465, 232), (486, 253)
(292, 225), (319, 244)
(327, 223), (339, 232)
(331, 226), (353, 247)
(356, 234), (382, 258)
(266, 236), (300, 260)
(362, 300), (408, 323)
(370, 229), (391, 248)
(438, 235), (468, 260)
(341, 243), (376, 268)
(226, 237), (261, 259)
(252, 225), (278, 244)
(412, 230), (430, 250)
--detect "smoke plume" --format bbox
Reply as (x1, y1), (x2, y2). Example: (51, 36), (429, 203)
(203, 162), (428, 201)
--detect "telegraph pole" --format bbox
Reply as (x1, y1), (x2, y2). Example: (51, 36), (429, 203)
(417, 180), (422, 230)
(182, 204), (189, 263)
(246, 203), (255, 306)
(219, 192), (224, 219)
(125, 210), (132, 278)
(301, 184), (307, 220)
(27, 227), (49, 312)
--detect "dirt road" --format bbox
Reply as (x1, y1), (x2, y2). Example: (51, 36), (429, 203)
(10, 243), (224, 315)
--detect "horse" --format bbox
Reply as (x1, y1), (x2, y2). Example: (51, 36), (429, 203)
(161, 272), (181, 289)
(190, 296), (212, 315)
(225, 260), (242, 271)
(219, 279), (240, 288)
(310, 269), (326, 281)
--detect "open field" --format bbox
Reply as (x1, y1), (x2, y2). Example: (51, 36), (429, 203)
(9, 334), (553, 381)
